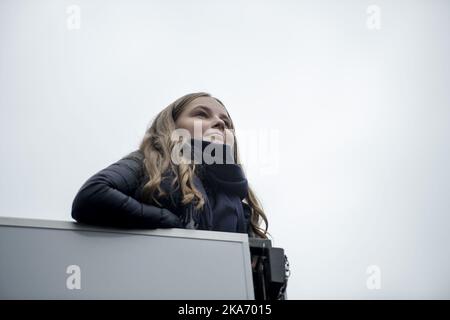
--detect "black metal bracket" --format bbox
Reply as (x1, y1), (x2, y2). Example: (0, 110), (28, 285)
(249, 238), (289, 300)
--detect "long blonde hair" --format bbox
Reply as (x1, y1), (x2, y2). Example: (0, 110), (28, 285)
(138, 92), (269, 239)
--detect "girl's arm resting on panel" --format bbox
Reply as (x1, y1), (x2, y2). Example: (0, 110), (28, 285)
(71, 152), (181, 229)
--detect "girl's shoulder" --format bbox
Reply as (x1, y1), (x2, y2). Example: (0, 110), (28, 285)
(122, 149), (144, 161)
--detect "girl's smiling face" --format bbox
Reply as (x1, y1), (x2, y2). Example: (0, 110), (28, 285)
(174, 96), (234, 146)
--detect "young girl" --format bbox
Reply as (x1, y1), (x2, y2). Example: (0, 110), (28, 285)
(71, 92), (269, 239)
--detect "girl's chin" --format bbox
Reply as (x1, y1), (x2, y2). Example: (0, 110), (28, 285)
(202, 135), (224, 144)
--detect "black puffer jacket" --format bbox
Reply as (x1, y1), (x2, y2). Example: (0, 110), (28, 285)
(71, 139), (254, 236)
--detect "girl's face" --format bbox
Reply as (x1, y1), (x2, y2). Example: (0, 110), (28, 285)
(175, 97), (234, 146)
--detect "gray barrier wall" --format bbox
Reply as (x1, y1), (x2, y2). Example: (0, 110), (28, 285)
(0, 216), (254, 299)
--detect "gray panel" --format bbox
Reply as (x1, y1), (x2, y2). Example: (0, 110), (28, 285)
(0, 217), (254, 299)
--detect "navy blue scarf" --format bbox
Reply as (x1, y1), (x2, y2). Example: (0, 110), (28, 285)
(158, 138), (249, 234)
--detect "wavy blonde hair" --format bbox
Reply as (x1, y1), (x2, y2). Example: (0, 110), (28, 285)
(138, 92), (269, 239)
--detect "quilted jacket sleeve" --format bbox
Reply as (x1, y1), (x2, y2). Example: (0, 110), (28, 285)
(71, 150), (181, 229)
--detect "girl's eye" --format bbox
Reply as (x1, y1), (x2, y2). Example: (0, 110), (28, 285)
(194, 111), (231, 127)
(195, 111), (208, 118)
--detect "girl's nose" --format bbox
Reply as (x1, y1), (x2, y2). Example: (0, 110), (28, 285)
(211, 116), (225, 131)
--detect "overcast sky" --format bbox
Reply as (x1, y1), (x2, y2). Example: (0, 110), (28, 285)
(1, 0), (449, 299)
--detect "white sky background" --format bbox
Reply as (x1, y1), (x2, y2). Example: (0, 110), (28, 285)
(1, 0), (449, 299)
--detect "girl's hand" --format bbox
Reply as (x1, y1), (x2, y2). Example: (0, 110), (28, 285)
(159, 208), (182, 228)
